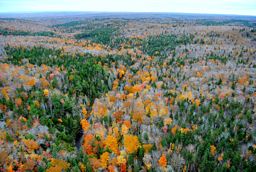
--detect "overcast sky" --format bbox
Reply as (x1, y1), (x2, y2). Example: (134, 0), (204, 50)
(0, 0), (255, 16)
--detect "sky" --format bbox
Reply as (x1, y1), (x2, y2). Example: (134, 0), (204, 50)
(0, 0), (255, 16)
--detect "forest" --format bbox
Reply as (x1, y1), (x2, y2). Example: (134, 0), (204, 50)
(0, 13), (255, 172)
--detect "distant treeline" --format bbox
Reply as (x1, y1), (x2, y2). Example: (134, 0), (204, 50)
(197, 19), (256, 27)
(0, 28), (57, 37)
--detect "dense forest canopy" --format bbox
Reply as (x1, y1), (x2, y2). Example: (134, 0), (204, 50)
(0, 14), (255, 171)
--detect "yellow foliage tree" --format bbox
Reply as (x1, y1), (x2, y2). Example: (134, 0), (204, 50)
(123, 135), (140, 154)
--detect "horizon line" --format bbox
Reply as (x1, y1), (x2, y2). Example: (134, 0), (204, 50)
(0, 11), (255, 17)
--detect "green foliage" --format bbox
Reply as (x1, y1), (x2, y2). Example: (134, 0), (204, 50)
(5, 46), (110, 102)
(207, 55), (228, 64)
(169, 98), (255, 171)
(33, 31), (56, 37)
(4, 46), (112, 145)
(0, 28), (31, 36)
(110, 37), (143, 49)
(142, 34), (177, 56)
(142, 34), (193, 57)
(94, 54), (133, 67)
(5, 46), (62, 65)
(0, 28), (56, 37)
(66, 58), (109, 102)
(197, 19), (256, 27)
(6, 132), (14, 142)
(67, 150), (93, 172)
(74, 27), (117, 45)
